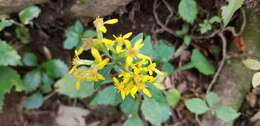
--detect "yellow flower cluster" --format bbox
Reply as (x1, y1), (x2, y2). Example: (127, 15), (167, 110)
(69, 17), (165, 100)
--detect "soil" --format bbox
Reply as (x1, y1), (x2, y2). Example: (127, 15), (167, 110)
(1, 0), (260, 126)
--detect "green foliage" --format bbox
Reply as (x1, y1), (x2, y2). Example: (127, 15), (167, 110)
(23, 93), (44, 109)
(131, 33), (144, 45)
(165, 88), (181, 108)
(221, 0), (244, 26)
(120, 96), (139, 114)
(82, 29), (97, 38)
(64, 20), (84, 49)
(185, 98), (209, 115)
(123, 114), (143, 126)
(22, 52), (38, 67)
(55, 74), (95, 98)
(15, 26), (31, 44)
(199, 16), (221, 34)
(0, 40), (21, 66)
(23, 69), (41, 91)
(0, 19), (13, 32)
(178, 0), (198, 24)
(161, 62), (175, 74)
(154, 40), (175, 63)
(185, 92), (240, 122)
(40, 73), (54, 93)
(19, 5), (41, 25)
(141, 97), (162, 126)
(90, 86), (121, 106)
(42, 59), (68, 78)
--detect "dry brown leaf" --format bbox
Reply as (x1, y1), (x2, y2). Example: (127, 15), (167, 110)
(243, 59), (260, 71)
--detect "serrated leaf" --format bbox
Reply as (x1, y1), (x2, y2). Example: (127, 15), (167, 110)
(42, 59), (68, 78)
(22, 52), (38, 66)
(0, 40), (21, 66)
(23, 70), (41, 91)
(55, 74), (95, 98)
(0, 66), (24, 93)
(120, 96), (139, 114)
(216, 106), (240, 122)
(206, 92), (219, 107)
(221, 0), (244, 26)
(178, 0), (198, 23)
(0, 19), (13, 31)
(242, 58), (260, 71)
(252, 72), (260, 88)
(161, 62), (175, 74)
(140, 35), (154, 57)
(191, 49), (215, 75)
(19, 5), (41, 24)
(154, 40), (175, 63)
(15, 26), (31, 44)
(123, 114), (143, 126)
(131, 33), (143, 45)
(141, 97), (162, 126)
(165, 88), (181, 108)
(90, 86), (121, 107)
(82, 29), (96, 38)
(64, 21), (84, 49)
(23, 93), (43, 109)
(185, 98), (209, 115)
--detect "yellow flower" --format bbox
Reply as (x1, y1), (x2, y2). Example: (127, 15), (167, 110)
(71, 67), (89, 90)
(113, 32), (132, 44)
(147, 62), (164, 75)
(69, 48), (84, 74)
(102, 38), (115, 50)
(85, 67), (105, 81)
(93, 17), (118, 33)
(91, 47), (110, 69)
(113, 77), (127, 100)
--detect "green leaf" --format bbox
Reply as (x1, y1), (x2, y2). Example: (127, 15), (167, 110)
(161, 62), (175, 74)
(82, 29), (96, 38)
(0, 40), (21, 66)
(0, 19), (13, 31)
(55, 74), (95, 98)
(42, 59), (68, 78)
(0, 93), (5, 112)
(178, 0), (198, 23)
(19, 5), (41, 24)
(184, 35), (191, 46)
(165, 88), (181, 108)
(22, 52), (38, 66)
(90, 86), (121, 107)
(209, 16), (221, 24)
(123, 114), (143, 126)
(23, 93), (43, 109)
(191, 49), (215, 75)
(199, 20), (212, 34)
(221, 0), (244, 26)
(120, 96), (139, 114)
(40, 73), (54, 93)
(23, 70), (41, 91)
(0, 66), (24, 93)
(216, 106), (240, 122)
(242, 58), (260, 71)
(206, 92), (219, 107)
(154, 40), (175, 63)
(140, 35), (154, 57)
(15, 26), (31, 44)
(141, 97), (162, 126)
(64, 20), (84, 49)
(131, 33), (143, 45)
(185, 98), (209, 115)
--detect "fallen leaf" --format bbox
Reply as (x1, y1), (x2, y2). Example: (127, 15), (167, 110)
(243, 59), (260, 71)
(252, 72), (260, 88)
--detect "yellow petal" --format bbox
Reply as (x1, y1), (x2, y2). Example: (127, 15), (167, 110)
(99, 26), (107, 33)
(96, 58), (109, 69)
(91, 48), (102, 62)
(143, 88), (152, 97)
(104, 19), (118, 24)
(130, 86), (138, 97)
(75, 81), (81, 91)
(125, 56), (133, 68)
(123, 32), (133, 39)
(124, 40), (132, 49)
(134, 39), (144, 50)
(97, 74), (105, 80)
(121, 91), (126, 100)
(69, 66), (77, 74)
(103, 39), (114, 47)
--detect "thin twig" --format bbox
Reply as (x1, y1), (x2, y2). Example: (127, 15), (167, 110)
(162, 0), (175, 25)
(44, 90), (57, 101)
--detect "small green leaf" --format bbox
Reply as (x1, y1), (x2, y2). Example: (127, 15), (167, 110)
(216, 106), (240, 122)
(140, 35), (154, 57)
(42, 59), (68, 78)
(0, 19), (13, 31)
(82, 29), (96, 38)
(23, 93), (43, 109)
(141, 97), (162, 126)
(0, 40), (21, 66)
(199, 20), (212, 34)
(209, 16), (221, 24)
(23, 70), (41, 91)
(15, 26), (31, 44)
(19, 5), (41, 24)
(131, 33), (143, 45)
(120, 96), (140, 114)
(206, 92), (219, 107)
(154, 40), (175, 63)
(191, 49), (215, 75)
(90, 86), (121, 107)
(242, 58), (260, 71)
(64, 20), (84, 49)
(22, 52), (38, 66)
(161, 62), (175, 74)
(185, 98), (209, 115)
(55, 74), (95, 98)
(123, 114), (143, 126)
(184, 35), (191, 46)
(221, 0), (244, 26)
(165, 88), (181, 108)
(40, 73), (54, 93)
(178, 0), (198, 23)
